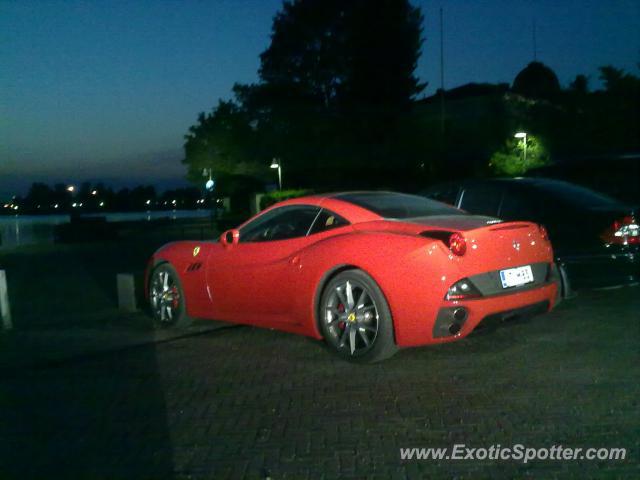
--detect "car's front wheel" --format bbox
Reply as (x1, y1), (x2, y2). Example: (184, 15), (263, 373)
(319, 269), (397, 363)
(149, 263), (191, 328)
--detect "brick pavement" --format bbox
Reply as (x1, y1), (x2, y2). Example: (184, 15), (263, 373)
(1, 286), (639, 479)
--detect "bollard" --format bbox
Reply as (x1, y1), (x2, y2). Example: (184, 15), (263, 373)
(117, 273), (137, 312)
(0, 270), (13, 331)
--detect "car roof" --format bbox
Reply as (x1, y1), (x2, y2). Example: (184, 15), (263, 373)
(426, 177), (577, 189)
(269, 190), (466, 223)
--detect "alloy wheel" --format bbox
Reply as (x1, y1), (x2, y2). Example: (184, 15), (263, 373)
(323, 279), (379, 356)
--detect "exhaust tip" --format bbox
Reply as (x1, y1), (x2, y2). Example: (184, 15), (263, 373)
(453, 307), (467, 322)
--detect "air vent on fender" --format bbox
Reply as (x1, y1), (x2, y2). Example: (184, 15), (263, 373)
(186, 262), (202, 272)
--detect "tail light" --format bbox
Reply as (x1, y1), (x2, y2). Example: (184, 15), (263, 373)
(602, 215), (640, 245)
(538, 224), (549, 241)
(445, 278), (482, 300)
(449, 232), (466, 256)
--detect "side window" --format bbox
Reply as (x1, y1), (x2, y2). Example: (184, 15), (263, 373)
(459, 185), (503, 216)
(499, 189), (541, 222)
(308, 209), (349, 235)
(239, 206), (320, 242)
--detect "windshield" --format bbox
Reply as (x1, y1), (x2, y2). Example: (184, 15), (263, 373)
(335, 192), (465, 219)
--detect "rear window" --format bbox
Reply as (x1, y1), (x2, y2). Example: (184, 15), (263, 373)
(532, 180), (622, 208)
(421, 183), (460, 206)
(335, 192), (464, 219)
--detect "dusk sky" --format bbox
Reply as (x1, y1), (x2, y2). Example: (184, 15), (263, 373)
(1, 0), (638, 198)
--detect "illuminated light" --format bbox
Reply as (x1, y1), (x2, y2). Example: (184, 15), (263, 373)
(54, 204), (59, 209)
(91, 190), (97, 195)
(602, 216), (640, 245)
(99, 201), (105, 207)
(146, 199), (151, 205)
(3, 204), (8, 208)
(67, 185), (75, 192)
(445, 278), (482, 300)
(514, 132), (527, 138)
(79, 203), (83, 207)
(205, 179), (214, 190)
(72, 202), (77, 207)
(449, 233), (467, 256)
(13, 205), (19, 210)
(172, 199), (177, 204)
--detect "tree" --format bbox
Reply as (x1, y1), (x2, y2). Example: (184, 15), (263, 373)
(25, 182), (53, 209)
(259, 0), (425, 109)
(512, 62), (560, 100)
(182, 100), (264, 184)
(182, 0), (427, 192)
(569, 74), (588, 94)
(489, 134), (550, 176)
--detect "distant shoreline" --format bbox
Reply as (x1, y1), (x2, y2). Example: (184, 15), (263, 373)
(0, 209), (213, 249)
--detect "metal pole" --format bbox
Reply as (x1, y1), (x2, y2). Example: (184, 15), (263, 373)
(117, 273), (137, 312)
(0, 270), (13, 331)
(439, 7), (445, 137)
(523, 134), (527, 165)
(278, 164), (282, 190)
(533, 19), (537, 61)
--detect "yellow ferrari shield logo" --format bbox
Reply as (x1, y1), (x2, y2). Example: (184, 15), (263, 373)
(193, 246), (201, 257)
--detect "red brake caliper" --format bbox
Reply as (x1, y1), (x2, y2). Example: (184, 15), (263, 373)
(171, 287), (180, 308)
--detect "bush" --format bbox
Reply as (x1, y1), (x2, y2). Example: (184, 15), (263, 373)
(259, 189), (313, 210)
(489, 135), (551, 176)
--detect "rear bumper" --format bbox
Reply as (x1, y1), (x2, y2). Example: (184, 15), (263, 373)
(398, 282), (558, 347)
(559, 250), (640, 289)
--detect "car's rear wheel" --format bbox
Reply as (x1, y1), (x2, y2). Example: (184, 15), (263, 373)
(319, 269), (397, 363)
(149, 263), (191, 328)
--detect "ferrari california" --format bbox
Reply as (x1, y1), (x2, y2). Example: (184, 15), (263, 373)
(146, 192), (560, 362)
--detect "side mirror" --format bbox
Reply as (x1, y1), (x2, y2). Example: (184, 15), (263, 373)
(220, 229), (240, 247)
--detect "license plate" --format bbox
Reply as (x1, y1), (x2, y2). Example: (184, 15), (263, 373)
(499, 265), (534, 288)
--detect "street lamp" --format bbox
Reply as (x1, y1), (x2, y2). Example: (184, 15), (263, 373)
(203, 167), (215, 191)
(514, 132), (527, 164)
(66, 185), (75, 193)
(270, 158), (282, 190)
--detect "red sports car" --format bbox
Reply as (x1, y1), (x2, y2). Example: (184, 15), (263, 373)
(146, 192), (560, 362)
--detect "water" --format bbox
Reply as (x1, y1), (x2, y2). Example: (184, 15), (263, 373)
(0, 210), (211, 249)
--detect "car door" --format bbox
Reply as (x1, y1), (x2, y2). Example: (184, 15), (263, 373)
(206, 205), (321, 326)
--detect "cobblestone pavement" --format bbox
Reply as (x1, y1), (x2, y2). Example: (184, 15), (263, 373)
(1, 286), (639, 479)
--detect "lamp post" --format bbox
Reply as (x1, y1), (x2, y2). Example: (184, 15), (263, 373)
(270, 158), (282, 190)
(203, 168), (215, 191)
(514, 132), (527, 165)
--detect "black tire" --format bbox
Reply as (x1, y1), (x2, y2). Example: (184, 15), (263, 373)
(148, 263), (191, 328)
(318, 269), (398, 363)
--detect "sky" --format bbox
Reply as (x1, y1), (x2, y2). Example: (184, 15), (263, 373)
(1, 0), (639, 198)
